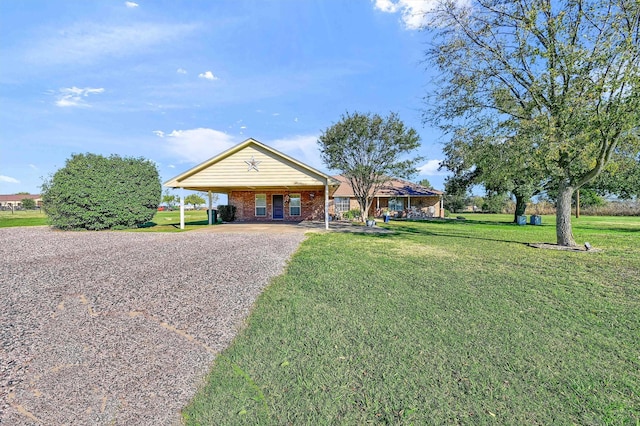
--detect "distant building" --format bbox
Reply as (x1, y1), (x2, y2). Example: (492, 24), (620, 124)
(0, 194), (42, 208)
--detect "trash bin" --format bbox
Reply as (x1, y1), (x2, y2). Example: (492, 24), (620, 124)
(516, 215), (527, 225)
(530, 215), (541, 226)
(207, 209), (218, 224)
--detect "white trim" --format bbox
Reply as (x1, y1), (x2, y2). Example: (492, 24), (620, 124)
(208, 191), (213, 225)
(289, 193), (301, 216)
(179, 190), (185, 230)
(325, 179), (329, 230)
(255, 194), (267, 217)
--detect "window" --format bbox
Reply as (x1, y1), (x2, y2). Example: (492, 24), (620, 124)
(334, 197), (350, 212)
(289, 194), (301, 216)
(388, 198), (404, 211)
(255, 194), (266, 216)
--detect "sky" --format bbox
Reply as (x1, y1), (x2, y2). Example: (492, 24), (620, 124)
(0, 0), (454, 197)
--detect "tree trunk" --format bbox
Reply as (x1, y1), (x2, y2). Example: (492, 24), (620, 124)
(513, 194), (527, 223)
(556, 183), (576, 246)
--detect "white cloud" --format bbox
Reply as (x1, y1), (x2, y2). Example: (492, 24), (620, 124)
(373, 0), (469, 30)
(125, 1), (139, 8)
(159, 128), (236, 163)
(418, 159), (448, 176)
(270, 135), (325, 171)
(168, 164), (175, 168)
(153, 130), (165, 137)
(55, 86), (104, 107)
(25, 22), (198, 66)
(198, 71), (219, 81)
(176, 68), (187, 74)
(0, 175), (20, 183)
(29, 164), (38, 170)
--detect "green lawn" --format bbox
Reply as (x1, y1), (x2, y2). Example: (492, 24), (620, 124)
(184, 216), (640, 425)
(0, 209), (215, 231)
(128, 210), (215, 232)
(0, 209), (48, 227)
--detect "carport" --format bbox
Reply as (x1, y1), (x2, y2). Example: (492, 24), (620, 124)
(163, 138), (340, 230)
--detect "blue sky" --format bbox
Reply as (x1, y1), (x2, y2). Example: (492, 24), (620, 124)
(0, 0), (453, 196)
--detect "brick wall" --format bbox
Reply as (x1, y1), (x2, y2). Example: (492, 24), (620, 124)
(229, 190), (325, 222)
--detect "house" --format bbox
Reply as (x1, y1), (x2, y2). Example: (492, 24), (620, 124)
(164, 138), (341, 229)
(330, 175), (444, 219)
(0, 194), (42, 209)
(164, 138), (444, 229)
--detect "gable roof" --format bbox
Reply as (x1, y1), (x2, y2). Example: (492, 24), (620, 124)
(332, 175), (443, 198)
(164, 138), (340, 191)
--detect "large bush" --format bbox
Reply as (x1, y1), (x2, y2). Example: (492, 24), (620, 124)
(218, 205), (236, 222)
(41, 153), (161, 230)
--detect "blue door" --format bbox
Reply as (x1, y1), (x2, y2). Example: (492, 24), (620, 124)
(273, 195), (284, 219)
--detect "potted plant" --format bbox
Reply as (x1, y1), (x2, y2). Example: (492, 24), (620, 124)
(366, 217), (376, 227)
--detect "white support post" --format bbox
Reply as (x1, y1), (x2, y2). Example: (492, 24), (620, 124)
(324, 180), (329, 230)
(208, 191), (213, 225)
(179, 190), (185, 230)
(408, 195), (411, 210)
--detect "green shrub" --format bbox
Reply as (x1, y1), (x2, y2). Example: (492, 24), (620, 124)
(21, 198), (36, 210)
(343, 209), (361, 220)
(444, 209), (450, 217)
(41, 153), (161, 230)
(218, 205), (236, 222)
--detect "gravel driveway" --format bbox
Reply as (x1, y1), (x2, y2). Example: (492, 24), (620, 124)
(0, 226), (306, 425)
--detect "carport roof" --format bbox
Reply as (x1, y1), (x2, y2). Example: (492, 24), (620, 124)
(163, 138), (340, 192)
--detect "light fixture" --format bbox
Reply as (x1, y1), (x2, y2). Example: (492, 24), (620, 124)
(309, 193), (315, 199)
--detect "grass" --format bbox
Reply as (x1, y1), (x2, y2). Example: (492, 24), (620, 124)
(0, 209), (48, 227)
(127, 210), (216, 232)
(0, 209), (216, 231)
(183, 215), (640, 425)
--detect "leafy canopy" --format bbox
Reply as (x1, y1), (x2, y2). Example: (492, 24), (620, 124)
(318, 111), (422, 220)
(185, 194), (206, 209)
(425, 0), (640, 245)
(41, 153), (161, 230)
(21, 198), (36, 210)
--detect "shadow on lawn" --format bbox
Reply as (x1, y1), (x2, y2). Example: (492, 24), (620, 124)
(368, 220), (544, 247)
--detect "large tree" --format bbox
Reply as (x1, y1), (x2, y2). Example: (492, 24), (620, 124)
(425, 0), (640, 246)
(440, 124), (547, 222)
(318, 112), (422, 221)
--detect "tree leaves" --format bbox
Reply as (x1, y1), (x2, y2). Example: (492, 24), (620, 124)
(41, 153), (161, 230)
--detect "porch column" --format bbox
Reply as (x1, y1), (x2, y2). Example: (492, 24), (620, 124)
(440, 196), (444, 218)
(324, 179), (329, 230)
(179, 189), (185, 230)
(208, 191), (213, 225)
(408, 195), (411, 209)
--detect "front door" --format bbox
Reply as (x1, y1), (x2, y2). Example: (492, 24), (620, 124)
(272, 195), (284, 219)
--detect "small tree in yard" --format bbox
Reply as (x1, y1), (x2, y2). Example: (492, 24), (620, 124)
(21, 198), (36, 210)
(41, 153), (161, 230)
(184, 194), (205, 210)
(318, 112), (422, 221)
(162, 189), (179, 209)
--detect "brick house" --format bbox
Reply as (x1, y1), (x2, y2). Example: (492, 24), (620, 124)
(330, 175), (444, 219)
(164, 138), (341, 229)
(164, 138), (444, 229)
